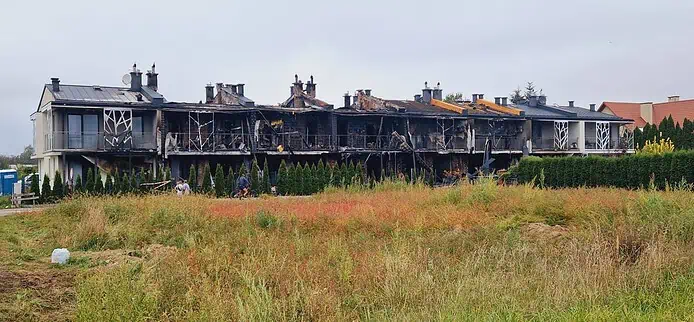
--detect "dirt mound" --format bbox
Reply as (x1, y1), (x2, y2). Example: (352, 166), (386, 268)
(522, 223), (569, 240)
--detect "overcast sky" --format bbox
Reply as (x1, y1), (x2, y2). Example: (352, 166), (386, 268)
(1, 0), (693, 155)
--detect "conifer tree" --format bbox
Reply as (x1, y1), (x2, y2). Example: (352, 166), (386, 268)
(105, 174), (114, 195)
(53, 171), (64, 200)
(261, 161), (271, 195)
(348, 161), (357, 185)
(94, 171), (104, 195)
(201, 164), (212, 194)
(214, 164), (226, 198)
(277, 159), (288, 195)
(40, 174), (52, 203)
(188, 164), (197, 193)
(130, 171), (139, 193)
(302, 162), (313, 194)
(121, 173), (130, 194)
(226, 166), (235, 197)
(238, 162), (248, 177)
(32, 173), (43, 196)
(292, 162), (304, 196)
(114, 171), (122, 194)
(156, 166), (164, 182)
(75, 175), (83, 194)
(250, 159), (260, 194)
(164, 167), (172, 189)
(86, 168), (95, 194)
(316, 159), (326, 191)
(355, 162), (365, 185)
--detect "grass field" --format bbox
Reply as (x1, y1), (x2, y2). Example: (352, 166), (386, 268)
(1, 179), (694, 321)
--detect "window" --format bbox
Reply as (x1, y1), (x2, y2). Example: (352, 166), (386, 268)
(68, 114), (99, 149)
(68, 114), (82, 149)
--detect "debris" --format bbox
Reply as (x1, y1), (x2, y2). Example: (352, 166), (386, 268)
(51, 248), (70, 265)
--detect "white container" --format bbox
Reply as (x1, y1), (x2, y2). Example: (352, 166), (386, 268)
(51, 248), (70, 264)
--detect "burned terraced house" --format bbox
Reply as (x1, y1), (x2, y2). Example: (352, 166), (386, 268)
(30, 65), (635, 187)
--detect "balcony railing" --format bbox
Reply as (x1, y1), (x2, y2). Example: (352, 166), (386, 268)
(44, 131), (156, 151)
(475, 136), (525, 151)
(531, 137), (581, 151)
(585, 136), (634, 150)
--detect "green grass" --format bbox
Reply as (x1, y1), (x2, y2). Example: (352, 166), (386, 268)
(1, 183), (693, 321)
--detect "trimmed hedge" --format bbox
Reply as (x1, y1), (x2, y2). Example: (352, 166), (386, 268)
(513, 151), (694, 189)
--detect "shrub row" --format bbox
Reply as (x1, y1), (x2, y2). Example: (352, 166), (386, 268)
(512, 151), (694, 189)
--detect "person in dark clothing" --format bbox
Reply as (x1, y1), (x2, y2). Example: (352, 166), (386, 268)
(235, 175), (250, 199)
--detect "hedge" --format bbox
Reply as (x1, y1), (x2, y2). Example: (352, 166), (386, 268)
(513, 151), (694, 189)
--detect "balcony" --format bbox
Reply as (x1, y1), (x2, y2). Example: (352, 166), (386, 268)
(44, 132), (156, 152)
(585, 136), (634, 151)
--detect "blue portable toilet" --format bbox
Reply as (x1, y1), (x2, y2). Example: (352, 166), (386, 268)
(0, 169), (19, 196)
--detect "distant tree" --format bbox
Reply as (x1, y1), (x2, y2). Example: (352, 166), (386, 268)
(40, 174), (51, 203)
(188, 165), (197, 193)
(225, 166), (235, 197)
(18, 145), (35, 164)
(201, 164), (212, 194)
(250, 159), (260, 194)
(85, 168), (95, 194)
(214, 164), (225, 198)
(261, 161), (271, 195)
(523, 82), (543, 99)
(52, 171), (64, 200)
(509, 87), (524, 104)
(444, 92), (463, 103)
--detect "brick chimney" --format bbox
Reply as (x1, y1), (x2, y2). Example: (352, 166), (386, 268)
(205, 84), (214, 103)
(51, 78), (60, 92)
(305, 76), (316, 98)
(145, 63), (158, 91)
(640, 102), (654, 124)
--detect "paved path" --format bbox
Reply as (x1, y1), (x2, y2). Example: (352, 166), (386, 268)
(0, 206), (51, 217)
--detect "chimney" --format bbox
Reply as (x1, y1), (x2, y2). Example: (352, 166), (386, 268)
(130, 64), (142, 91)
(205, 84), (214, 103)
(50, 78), (60, 92)
(353, 94), (358, 107)
(237, 84), (245, 96)
(640, 102), (653, 123)
(229, 84), (238, 94)
(472, 94), (479, 103)
(568, 100), (575, 107)
(494, 97), (501, 105)
(432, 88), (443, 101)
(668, 95), (680, 102)
(478, 94), (484, 100)
(414, 94), (422, 102)
(305, 76), (316, 98)
(501, 97), (508, 106)
(529, 96), (538, 107)
(344, 93), (351, 108)
(146, 63), (158, 91)
(216, 83), (224, 94)
(291, 75), (303, 96)
(136, 93), (143, 102)
(364, 89), (372, 97)
(589, 103), (596, 112)
(422, 83), (433, 104)
(538, 95), (547, 106)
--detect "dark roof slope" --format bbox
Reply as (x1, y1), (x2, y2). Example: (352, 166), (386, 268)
(514, 103), (629, 121)
(48, 84), (152, 103)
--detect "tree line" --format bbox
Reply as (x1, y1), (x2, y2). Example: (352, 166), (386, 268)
(634, 116), (694, 150)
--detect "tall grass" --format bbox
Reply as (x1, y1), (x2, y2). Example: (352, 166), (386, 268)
(3, 182), (694, 321)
